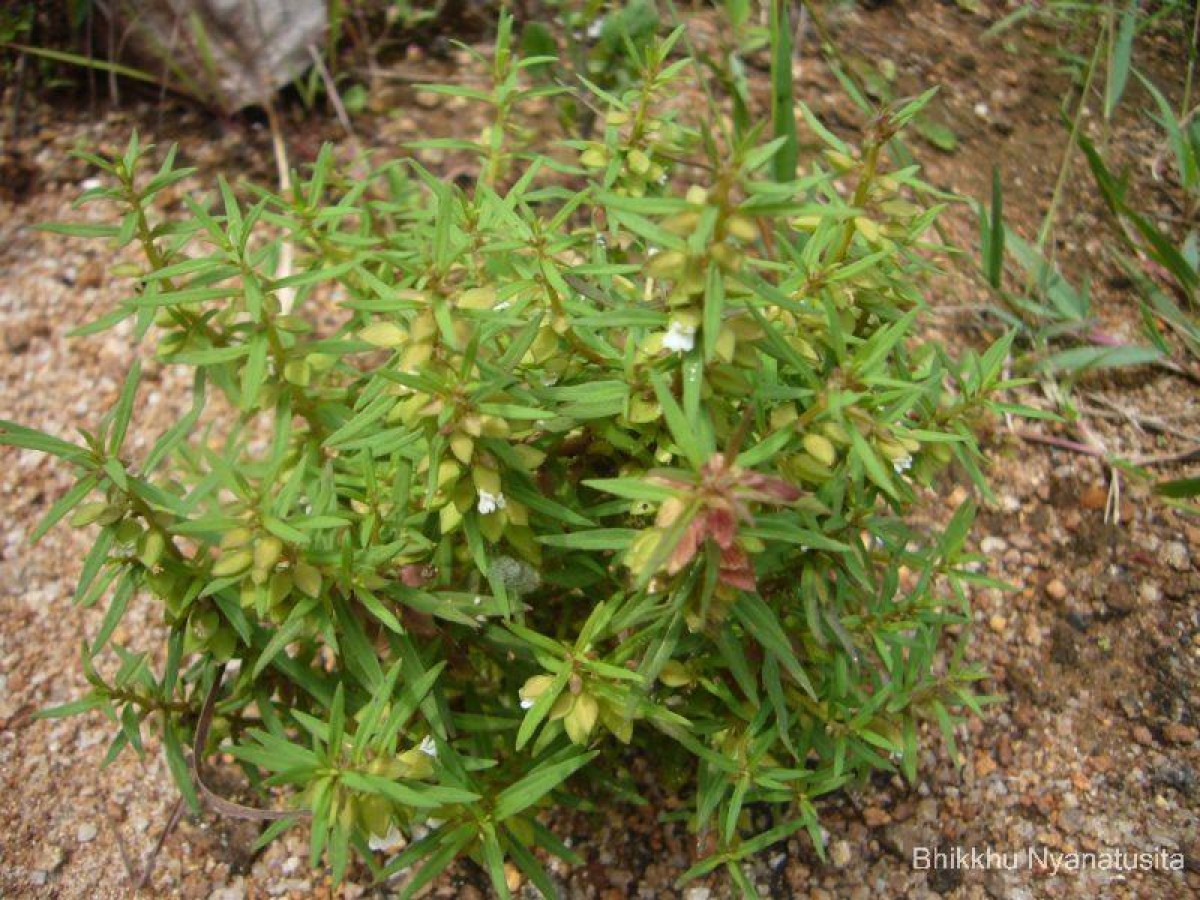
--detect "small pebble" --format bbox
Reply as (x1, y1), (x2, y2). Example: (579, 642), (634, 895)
(1163, 541), (1190, 571)
(209, 881), (245, 900)
(863, 807), (891, 827)
(980, 535), (1007, 554)
(1163, 723), (1198, 745)
(76, 823), (97, 843)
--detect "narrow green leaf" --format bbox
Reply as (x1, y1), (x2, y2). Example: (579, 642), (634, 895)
(493, 750), (597, 821)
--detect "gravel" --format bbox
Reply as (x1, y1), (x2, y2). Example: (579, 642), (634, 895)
(2, 3), (1199, 898)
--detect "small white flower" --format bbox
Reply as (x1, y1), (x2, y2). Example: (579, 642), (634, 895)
(892, 455), (913, 474)
(477, 490), (506, 514)
(473, 595), (483, 606)
(495, 300), (511, 311)
(368, 824), (404, 853)
(418, 735), (437, 758)
(520, 696), (535, 709)
(586, 17), (605, 39)
(662, 321), (696, 353)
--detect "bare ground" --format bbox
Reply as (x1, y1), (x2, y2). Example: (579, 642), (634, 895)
(1, 2), (1198, 898)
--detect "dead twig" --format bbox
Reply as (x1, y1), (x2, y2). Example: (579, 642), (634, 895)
(1130, 446), (1200, 468)
(1080, 391), (1200, 444)
(191, 664), (310, 823)
(1016, 429), (1105, 458)
(305, 44), (357, 140)
(1018, 429), (1200, 471)
(117, 795), (185, 895)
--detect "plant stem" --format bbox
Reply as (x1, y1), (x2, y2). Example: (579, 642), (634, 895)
(1035, 29), (1104, 254)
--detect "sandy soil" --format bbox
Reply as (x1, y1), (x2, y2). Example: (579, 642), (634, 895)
(1, 2), (1198, 898)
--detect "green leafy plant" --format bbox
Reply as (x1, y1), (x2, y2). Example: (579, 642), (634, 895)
(519, 0), (663, 137)
(1078, 72), (1200, 510)
(3, 19), (1012, 897)
(976, 171), (1165, 384)
(980, 1), (1199, 510)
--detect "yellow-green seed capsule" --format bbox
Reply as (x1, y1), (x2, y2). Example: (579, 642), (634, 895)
(824, 149), (856, 171)
(659, 661), (693, 687)
(458, 286), (496, 310)
(307, 352), (336, 372)
(212, 548), (253, 578)
(627, 149), (651, 175)
(646, 250), (686, 279)
(875, 437), (909, 461)
(293, 561), (322, 598)
(269, 571), (292, 607)
(221, 527), (253, 549)
(520, 674), (555, 706)
(191, 609), (220, 640)
(210, 628), (237, 661)
(710, 243), (742, 272)
(138, 530), (166, 569)
(283, 359), (311, 387)
(564, 692), (599, 745)
(359, 322), (407, 347)
(450, 433), (474, 464)
(580, 146), (607, 168)
(803, 433), (837, 467)
(855, 217), (881, 242)
(253, 536), (283, 573)
(822, 421), (850, 444)
(275, 315), (312, 333)
(770, 405), (799, 431)
(726, 214), (758, 243)
(70, 501), (109, 528)
(357, 795), (393, 838)
(439, 502), (463, 533)
(240, 579), (259, 611)
(98, 503), (127, 526)
(662, 210), (701, 236)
